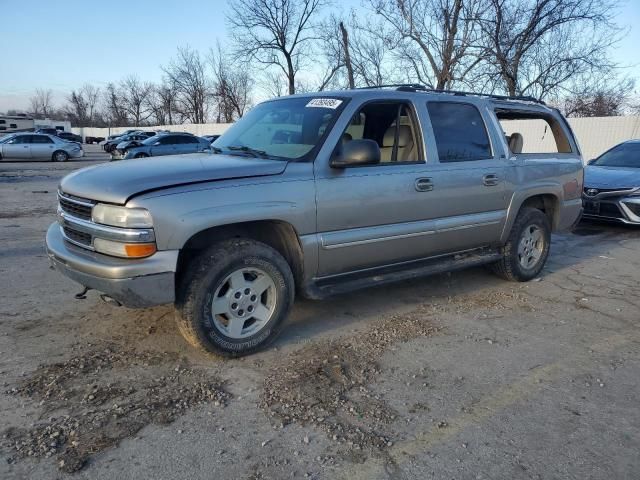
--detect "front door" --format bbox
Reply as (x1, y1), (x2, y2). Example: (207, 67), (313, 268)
(3, 134), (32, 159)
(29, 135), (56, 160)
(315, 100), (442, 277)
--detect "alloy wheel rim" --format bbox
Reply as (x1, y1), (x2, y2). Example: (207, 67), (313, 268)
(55, 151), (67, 161)
(517, 224), (544, 269)
(210, 267), (276, 339)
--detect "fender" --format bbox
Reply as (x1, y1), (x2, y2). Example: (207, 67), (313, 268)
(500, 182), (563, 243)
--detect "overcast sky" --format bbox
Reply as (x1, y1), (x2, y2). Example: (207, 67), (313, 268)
(1, 0), (639, 112)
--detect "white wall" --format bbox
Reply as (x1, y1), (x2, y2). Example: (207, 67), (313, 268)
(72, 123), (232, 139)
(73, 116), (640, 160)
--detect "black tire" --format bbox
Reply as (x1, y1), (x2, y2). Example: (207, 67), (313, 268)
(490, 207), (551, 282)
(134, 153), (148, 158)
(175, 238), (295, 357)
(52, 150), (69, 162)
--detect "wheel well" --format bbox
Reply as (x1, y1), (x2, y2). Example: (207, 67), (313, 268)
(520, 194), (559, 229)
(176, 220), (304, 289)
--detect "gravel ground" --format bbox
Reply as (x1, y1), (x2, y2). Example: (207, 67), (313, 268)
(0, 158), (639, 479)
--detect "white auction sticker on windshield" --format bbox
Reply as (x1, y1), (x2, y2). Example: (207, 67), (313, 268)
(306, 98), (343, 109)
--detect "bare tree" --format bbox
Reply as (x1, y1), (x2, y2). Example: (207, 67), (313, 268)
(210, 44), (253, 122)
(561, 77), (635, 117)
(29, 88), (54, 117)
(227, 0), (327, 95)
(80, 84), (101, 126)
(163, 47), (211, 123)
(479, 0), (620, 99)
(146, 80), (181, 125)
(261, 71), (288, 98)
(104, 83), (129, 126)
(316, 13), (396, 89)
(63, 90), (89, 126)
(119, 76), (153, 126)
(369, 0), (485, 89)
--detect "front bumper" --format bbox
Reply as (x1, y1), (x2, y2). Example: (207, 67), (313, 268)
(46, 223), (178, 308)
(582, 194), (640, 225)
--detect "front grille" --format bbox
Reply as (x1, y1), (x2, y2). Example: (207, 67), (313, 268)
(63, 226), (92, 247)
(58, 193), (93, 220)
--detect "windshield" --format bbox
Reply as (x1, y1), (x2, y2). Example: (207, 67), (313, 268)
(592, 143), (640, 168)
(213, 96), (346, 160)
(0, 134), (16, 144)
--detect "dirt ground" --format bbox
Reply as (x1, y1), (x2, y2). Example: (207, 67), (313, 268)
(1, 157), (639, 479)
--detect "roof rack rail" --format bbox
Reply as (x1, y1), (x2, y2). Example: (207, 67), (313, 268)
(419, 88), (546, 105)
(351, 83), (428, 91)
(351, 84), (545, 105)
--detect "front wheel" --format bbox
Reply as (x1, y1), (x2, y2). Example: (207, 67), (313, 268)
(134, 152), (148, 158)
(175, 239), (295, 357)
(490, 207), (551, 282)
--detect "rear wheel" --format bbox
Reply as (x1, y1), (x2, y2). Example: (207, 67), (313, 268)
(490, 207), (550, 281)
(52, 150), (69, 162)
(175, 238), (294, 357)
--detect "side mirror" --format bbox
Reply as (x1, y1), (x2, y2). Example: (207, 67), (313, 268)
(330, 139), (381, 168)
(587, 158), (596, 165)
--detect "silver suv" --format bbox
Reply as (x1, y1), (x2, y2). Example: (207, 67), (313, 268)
(46, 86), (584, 356)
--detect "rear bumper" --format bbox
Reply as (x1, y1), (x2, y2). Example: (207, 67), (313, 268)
(45, 223), (178, 308)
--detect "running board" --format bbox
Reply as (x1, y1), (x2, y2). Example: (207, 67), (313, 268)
(306, 249), (503, 299)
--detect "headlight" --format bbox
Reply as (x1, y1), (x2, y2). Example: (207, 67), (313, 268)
(92, 204), (153, 228)
(93, 238), (157, 258)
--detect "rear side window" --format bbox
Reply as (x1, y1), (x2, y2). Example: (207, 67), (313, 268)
(495, 109), (573, 154)
(158, 136), (178, 145)
(427, 102), (492, 162)
(179, 136), (199, 144)
(32, 135), (54, 144)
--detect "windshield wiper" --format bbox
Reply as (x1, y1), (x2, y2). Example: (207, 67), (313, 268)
(226, 145), (269, 158)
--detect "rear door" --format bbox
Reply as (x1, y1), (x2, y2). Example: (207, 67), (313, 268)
(150, 136), (179, 156)
(420, 100), (511, 251)
(2, 134), (32, 159)
(30, 135), (56, 160)
(178, 136), (202, 153)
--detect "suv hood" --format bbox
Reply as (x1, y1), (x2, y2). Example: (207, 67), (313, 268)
(584, 165), (640, 189)
(60, 153), (288, 204)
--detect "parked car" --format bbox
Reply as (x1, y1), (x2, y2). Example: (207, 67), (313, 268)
(46, 86), (583, 356)
(120, 132), (211, 159)
(112, 133), (160, 159)
(57, 131), (83, 143)
(85, 136), (106, 144)
(107, 133), (157, 157)
(0, 133), (83, 161)
(582, 140), (640, 224)
(103, 131), (156, 153)
(202, 135), (221, 143)
(35, 127), (61, 136)
(99, 130), (142, 148)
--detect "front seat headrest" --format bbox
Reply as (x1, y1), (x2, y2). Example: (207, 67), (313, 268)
(383, 125), (413, 148)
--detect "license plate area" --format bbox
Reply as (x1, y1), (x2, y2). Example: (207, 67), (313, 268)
(584, 200), (600, 215)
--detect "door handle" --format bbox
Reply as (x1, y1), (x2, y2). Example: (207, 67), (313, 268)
(483, 173), (500, 186)
(415, 177), (433, 192)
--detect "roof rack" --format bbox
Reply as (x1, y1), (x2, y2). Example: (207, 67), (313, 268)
(351, 84), (546, 105)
